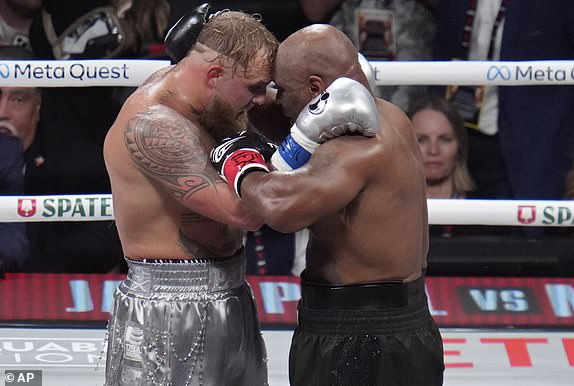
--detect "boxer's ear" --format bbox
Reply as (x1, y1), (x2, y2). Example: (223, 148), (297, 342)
(308, 75), (325, 98)
(206, 65), (224, 88)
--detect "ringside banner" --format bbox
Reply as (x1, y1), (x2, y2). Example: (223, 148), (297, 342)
(1, 274), (574, 328)
(2, 195), (574, 226)
(2, 60), (574, 87)
(0, 59), (169, 87)
(0, 195), (114, 222)
(371, 60), (574, 86)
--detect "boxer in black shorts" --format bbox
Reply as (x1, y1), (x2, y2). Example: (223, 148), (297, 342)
(211, 24), (444, 385)
(290, 272), (443, 385)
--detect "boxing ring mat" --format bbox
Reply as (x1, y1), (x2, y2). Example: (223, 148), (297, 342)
(0, 328), (573, 385)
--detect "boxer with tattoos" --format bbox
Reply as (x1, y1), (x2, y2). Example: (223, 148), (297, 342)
(102, 8), (278, 385)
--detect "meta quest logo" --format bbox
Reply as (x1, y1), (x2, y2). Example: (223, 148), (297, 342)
(487, 65), (512, 81)
(486, 64), (574, 82)
(0, 63), (9, 79)
(0, 61), (130, 81)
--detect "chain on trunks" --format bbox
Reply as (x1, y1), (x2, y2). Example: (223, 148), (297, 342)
(104, 252), (268, 386)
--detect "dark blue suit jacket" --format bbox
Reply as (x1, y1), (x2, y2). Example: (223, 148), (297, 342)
(434, 0), (574, 199)
(0, 134), (29, 270)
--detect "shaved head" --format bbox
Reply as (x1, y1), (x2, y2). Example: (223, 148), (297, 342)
(273, 24), (371, 120)
(276, 25), (365, 87)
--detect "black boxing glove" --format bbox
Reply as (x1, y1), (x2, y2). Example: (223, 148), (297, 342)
(164, 3), (212, 63)
(210, 131), (277, 196)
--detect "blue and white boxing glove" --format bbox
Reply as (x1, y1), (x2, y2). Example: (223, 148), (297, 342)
(271, 77), (379, 171)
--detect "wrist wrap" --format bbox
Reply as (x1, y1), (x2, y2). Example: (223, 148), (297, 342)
(271, 126), (319, 171)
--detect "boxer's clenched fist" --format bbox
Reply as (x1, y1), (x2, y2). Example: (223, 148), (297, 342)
(210, 131), (276, 196)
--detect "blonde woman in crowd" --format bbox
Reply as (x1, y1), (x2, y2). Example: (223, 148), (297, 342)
(409, 94), (475, 200)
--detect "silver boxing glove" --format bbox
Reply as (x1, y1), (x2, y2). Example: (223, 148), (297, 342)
(271, 77), (380, 171)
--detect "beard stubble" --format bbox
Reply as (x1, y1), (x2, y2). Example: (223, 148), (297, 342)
(197, 96), (248, 141)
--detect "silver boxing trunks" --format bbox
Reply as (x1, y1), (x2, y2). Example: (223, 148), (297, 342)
(104, 252), (268, 386)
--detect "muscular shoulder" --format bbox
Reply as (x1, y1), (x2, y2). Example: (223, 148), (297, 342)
(377, 98), (412, 133)
(312, 133), (383, 178)
(124, 104), (209, 172)
(375, 98), (419, 148)
(132, 104), (190, 130)
(141, 66), (173, 87)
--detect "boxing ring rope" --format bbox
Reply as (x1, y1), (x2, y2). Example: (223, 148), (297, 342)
(1, 59), (573, 227)
(1, 59), (574, 87)
(0, 195), (573, 227)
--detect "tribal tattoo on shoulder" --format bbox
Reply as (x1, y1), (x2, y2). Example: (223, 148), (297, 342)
(124, 107), (220, 200)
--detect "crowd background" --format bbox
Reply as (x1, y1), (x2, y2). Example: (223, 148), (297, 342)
(0, 0), (573, 275)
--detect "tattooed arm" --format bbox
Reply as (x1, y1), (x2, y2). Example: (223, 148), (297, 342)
(124, 105), (263, 231)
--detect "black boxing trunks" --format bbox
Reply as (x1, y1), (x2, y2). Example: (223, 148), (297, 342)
(289, 272), (444, 386)
(104, 251), (268, 386)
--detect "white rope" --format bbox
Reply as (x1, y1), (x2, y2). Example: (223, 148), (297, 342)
(2, 60), (574, 86)
(1, 60), (572, 227)
(1, 195), (573, 226)
(370, 60), (574, 86)
(428, 199), (574, 227)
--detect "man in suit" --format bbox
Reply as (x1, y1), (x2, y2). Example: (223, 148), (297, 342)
(434, 0), (574, 206)
(0, 134), (29, 271)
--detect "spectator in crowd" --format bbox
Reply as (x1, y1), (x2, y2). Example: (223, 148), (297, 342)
(0, 0), (42, 48)
(245, 226), (308, 276)
(168, 0), (311, 43)
(0, 46), (37, 271)
(434, 0), (574, 209)
(300, 0), (438, 111)
(24, 1), (134, 272)
(409, 94), (478, 238)
(114, 0), (170, 59)
(410, 93), (522, 238)
(0, 45), (40, 145)
(0, 46), (48, 199)
(0, 45), (122, 273)
(19, 0), (173, 274)
(409, 94), (475, 200)
(0, 134), (29, 272)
